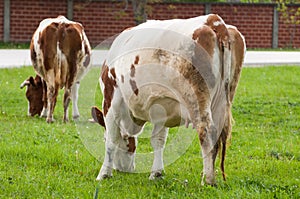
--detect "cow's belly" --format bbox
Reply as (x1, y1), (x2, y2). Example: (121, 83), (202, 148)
(125, 85), (190, 128)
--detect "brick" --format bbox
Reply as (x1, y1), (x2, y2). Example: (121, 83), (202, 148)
(0, 1), (299, 48)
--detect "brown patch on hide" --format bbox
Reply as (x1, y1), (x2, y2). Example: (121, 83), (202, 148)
(30, 39), (37, 67)
(129, 79), (139, 96)
(110, 68), (117, 79)
(121, 75), (124, 83)
(127, 137), (136, 153)
(227, 27), (245, 102)
(101, 63), (117, 116)
(192, 25), (216, 58)
(134, 55), (139, 65)
(40, 22), (59, 71)
(152, 48), (212, 127)
(39, 21), (83, 87)
(130, 64), (135, 77)
(152, 49), (169, 64)
(205, 14), (230, 49)
(57, 22), (83, 88)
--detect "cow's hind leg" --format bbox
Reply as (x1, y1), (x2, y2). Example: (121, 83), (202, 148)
(96, 111), (121, 180)
(63, 87), (71, 122)
(198, 120), (219, 186)
(71, 82), (80, 119)
(149, 124), (168, 180)
(40, 79), (48, 118)
(46, 84), (59, 123)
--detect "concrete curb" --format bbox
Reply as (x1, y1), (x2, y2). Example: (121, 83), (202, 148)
(1, 50), (300, 68)
(244, 51), (300, 67)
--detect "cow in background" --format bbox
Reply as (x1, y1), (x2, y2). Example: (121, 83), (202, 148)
(20, 75), (44, 117)
(92, 14), (245, 185)
(21, 16), (91, 123)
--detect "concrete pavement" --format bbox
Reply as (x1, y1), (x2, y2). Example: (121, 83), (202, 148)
(0, 49), (108, 68)
(244, 51), (300, 66)
(1, 49), (300, 68)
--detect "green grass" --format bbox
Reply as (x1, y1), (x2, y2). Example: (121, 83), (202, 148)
(0, 66), (299, 198)
(0, 42), (30, 49)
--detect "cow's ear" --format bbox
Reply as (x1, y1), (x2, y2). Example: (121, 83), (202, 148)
(35, 75), (42, 84)
(20, 77), (31, 89)
(34, 75), (43, 86)
(91, 106), (106, 128)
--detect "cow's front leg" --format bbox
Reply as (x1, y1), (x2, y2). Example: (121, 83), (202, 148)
(198, 123), (218, 186)
(149, 124), (168, 180)
(71, 82), (80, 119)
(96, 112), (121, 180)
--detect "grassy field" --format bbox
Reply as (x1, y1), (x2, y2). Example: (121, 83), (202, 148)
(0, 42), (30, 49)
(0, 66), (299, 198)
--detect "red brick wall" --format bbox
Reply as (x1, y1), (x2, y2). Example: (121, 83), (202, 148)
(73, 1), (135, 45)
(212, 4), (274, 48)
(10, 0), (67, 42)
(0, 0), (3, 40)
(150, 3), (205, 19)
(278, 6), (300, 48)
(0, 1), (300, 48)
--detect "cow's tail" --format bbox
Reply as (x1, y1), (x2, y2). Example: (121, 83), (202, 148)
(56, 25), (63, 82)
(220, 104), (232, 181)
(57, 41), (62, 73)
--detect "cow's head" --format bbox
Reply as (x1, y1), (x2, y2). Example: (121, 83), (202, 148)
(20, 75), (44, 116)
(91, 106), (136, 172)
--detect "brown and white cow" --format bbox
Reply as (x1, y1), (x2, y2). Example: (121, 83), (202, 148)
(20, 16), (91, 123)
(92, 14), (245, 185)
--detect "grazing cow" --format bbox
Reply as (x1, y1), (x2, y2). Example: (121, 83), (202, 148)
(92, 14), (245, 185)
(20, 75), (44, 116)
(20, 16), (91, 123)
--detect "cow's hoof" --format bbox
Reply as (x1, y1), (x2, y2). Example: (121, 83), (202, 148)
(73, 115), (80, 120)
(149, 171), (164, 180)
(96, 166), (113, 181)
(46, 118), (55, 123)
(40, 109), (48, 118)
(201, 173), (216, 186)
(96, 173), (112, 181)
